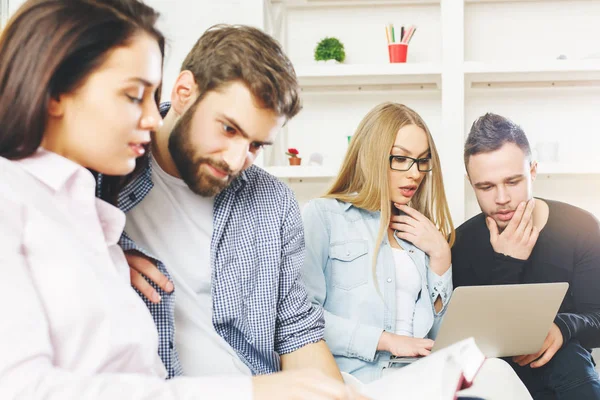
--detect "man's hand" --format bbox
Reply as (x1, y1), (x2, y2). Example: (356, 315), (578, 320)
(487, 199), (539, 260)
(253, 369), (369, 400)
(377, 331), (434, 357)
(512, 323), (563, 368)
(126, 251), (173, 303)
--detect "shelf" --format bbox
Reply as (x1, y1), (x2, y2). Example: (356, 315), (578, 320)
(466, 0), (597, 3)
(464, 60), (600, 89)
(464, 163), (600, 178)
(295, 63), (442, 91)
(270, 0), (439, 8)
(272, 0), (589, 7)
(536, 163), (600, 175)
(265, 165), (339, 179)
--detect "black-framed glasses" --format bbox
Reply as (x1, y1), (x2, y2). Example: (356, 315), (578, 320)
(389, 155), (433, 172)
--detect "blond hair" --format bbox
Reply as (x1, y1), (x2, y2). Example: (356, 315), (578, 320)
(325, 102), (455, 284)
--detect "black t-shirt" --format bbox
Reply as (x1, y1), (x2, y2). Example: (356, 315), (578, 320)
(452, 199), (600, 349)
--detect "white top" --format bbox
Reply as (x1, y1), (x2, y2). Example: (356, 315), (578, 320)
(0, 150), (251, 399)
(391, 248), (421, 337)
(126, 156), (251, 376)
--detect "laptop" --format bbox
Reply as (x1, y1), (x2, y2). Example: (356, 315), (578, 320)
(430, 282), (569, 358)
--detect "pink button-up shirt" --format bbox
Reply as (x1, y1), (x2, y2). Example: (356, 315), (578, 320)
(0, 149), (250, 399)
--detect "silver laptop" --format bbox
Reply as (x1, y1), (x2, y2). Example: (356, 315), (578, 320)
(430, 282), (569, 358)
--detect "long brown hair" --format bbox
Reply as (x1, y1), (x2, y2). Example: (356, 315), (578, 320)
(325, 102), (455, 283)
(0, 0), (165, 203)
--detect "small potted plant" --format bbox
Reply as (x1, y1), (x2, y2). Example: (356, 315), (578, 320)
(286, 148), (301, 166)
(314, 37), (346, 64)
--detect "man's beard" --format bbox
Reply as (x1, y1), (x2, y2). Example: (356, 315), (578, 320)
(168, 110), (240, 197)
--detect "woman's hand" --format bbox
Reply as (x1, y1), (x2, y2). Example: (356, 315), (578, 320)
(390, 204), (451, 276)
(377, 331), (434, 357)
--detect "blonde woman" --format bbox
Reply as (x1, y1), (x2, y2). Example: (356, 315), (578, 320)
(301, 102), (454, 383)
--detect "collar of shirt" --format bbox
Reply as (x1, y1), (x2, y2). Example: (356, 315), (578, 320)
(16, 147), (91, 193)
(17, 147), (125, 246)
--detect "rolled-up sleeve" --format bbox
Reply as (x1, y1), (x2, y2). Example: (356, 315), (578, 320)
(427, 264), (453, 316)
(274, 192), (325, 355)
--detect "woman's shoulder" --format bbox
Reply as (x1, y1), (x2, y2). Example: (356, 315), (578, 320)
(0, 158), (32, 227)
(306, 197), (344, 210)
(0, 156), (54, 210)
(304, 198), (377, 231)
(0, 157), (34, 194)
(305, 197), (362, 217)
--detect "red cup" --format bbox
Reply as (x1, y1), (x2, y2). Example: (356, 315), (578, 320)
(388, 43), (408, 63)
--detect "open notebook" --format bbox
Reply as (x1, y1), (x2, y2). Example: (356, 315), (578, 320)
(362, 338), (486, 400)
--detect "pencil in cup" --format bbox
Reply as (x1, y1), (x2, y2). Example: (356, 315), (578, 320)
(385, 24), (417, 63)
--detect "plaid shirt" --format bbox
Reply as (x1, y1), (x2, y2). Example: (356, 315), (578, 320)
(96, 103), (325, 378)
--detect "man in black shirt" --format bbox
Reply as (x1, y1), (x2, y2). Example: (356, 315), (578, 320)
(452, 113), (600, 400)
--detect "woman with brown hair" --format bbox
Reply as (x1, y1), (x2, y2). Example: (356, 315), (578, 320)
(302, 102), (455, 383)
(0, 1), (365, 399)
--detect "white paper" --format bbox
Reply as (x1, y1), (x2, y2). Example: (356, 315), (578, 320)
(362, 338), (485, 400)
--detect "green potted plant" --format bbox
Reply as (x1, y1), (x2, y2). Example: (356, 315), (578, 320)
(286, 147), (301, 166)
(314, 37), (345, 64)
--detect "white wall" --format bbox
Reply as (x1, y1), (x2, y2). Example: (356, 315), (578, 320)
(465, 1), (600, 62)
(8, 0), (23, 15)
(144, 0), (264, 101)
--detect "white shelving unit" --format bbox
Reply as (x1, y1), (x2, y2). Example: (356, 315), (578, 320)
(0, 0), (9, 29)
(464, 163), (600, 177)
(270, 0), (440, 7)
(536, 163), (600, 175)
(296, 63), (442, 90)
(262, 0), (600, 221)
(465, 60), (600, 88)
(269, 0), (584, 6)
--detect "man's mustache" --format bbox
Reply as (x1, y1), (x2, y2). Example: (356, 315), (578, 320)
(197, 157), (237, 178)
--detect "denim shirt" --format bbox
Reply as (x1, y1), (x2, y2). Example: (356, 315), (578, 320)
(301, 198), (452, 383)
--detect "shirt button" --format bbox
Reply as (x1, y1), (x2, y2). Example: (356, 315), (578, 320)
(409, 249), (414, 253)
(346, 250), (351, 256)
(169, 341), (174, 350)
(387, 278), (392, 283)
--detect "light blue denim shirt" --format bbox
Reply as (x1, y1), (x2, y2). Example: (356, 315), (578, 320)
(301, 198), (452, 383)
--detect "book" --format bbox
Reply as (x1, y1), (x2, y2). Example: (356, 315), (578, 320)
(361, 337), (486, 400)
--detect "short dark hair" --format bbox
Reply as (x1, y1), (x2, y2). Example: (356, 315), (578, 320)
(464, 113), (532, 169)
(181, 24), (302, 120)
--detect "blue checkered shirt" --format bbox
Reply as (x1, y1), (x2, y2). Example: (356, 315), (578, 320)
(96, 103), (325, 378)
